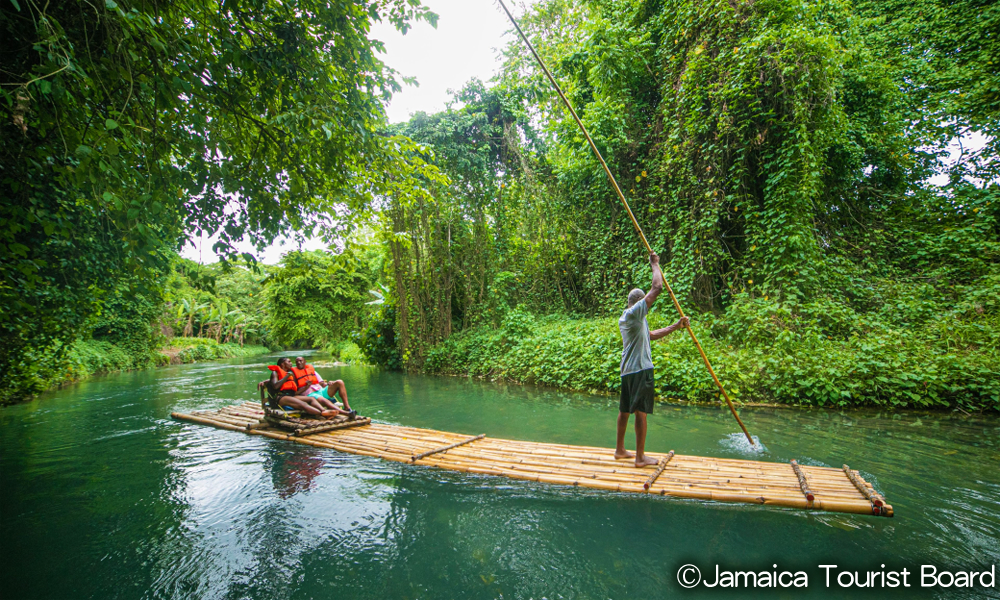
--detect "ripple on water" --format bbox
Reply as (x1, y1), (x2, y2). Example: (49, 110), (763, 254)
(718, 432), (768, 456)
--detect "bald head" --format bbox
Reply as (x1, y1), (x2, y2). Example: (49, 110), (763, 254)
(627, 288), (645, 308)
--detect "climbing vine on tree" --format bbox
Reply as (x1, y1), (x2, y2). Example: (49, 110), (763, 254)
(378, 0), (997, 408)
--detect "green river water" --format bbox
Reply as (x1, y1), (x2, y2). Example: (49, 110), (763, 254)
(1, 353), (998, 599)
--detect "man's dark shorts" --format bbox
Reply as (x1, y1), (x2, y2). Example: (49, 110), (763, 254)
(620, 368), (655, 414)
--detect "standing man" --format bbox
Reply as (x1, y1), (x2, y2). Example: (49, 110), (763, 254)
(616, 252), (689, 467)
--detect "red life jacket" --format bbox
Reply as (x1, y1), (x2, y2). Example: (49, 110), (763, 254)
(291, 365), (318, 388)
(267, 365), (298, 391)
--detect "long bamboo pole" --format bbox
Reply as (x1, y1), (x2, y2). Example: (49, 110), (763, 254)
(494, 0), (754, 445)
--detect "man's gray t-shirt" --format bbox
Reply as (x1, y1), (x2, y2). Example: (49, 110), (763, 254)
(619, 300), (653, 376)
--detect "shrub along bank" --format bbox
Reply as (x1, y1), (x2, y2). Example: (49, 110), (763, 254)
(156, 338), (272, 366)
(424, 298), (1000, 412)
(26, 338), (270, 402)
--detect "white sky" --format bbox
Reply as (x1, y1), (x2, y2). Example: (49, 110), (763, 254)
(373, 0), (520, 124)
(926, 130), (994, 188)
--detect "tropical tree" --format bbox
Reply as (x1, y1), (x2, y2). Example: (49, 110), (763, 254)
(175, 299), (209, 338)
(0, 0), (437, 402)
(264, 249), (373, 348)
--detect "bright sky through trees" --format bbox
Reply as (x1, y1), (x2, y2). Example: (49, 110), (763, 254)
(373, 0), (523, 123)
(181, 0), (527, 263)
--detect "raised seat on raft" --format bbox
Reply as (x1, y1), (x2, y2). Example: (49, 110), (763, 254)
(254, 390), (370, 436)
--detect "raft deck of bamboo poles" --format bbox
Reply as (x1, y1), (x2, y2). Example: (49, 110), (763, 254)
(172, 402), (893, 517)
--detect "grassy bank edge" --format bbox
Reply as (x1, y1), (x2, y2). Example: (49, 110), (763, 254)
(19, 338), (273, 404)
(422, 312), (1000, 413)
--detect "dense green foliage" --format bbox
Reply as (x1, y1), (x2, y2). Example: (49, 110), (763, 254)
(356, 303), (403, 369)
(3, 0), (996, 411)
(0, 246), (379, 403)
(22, 335), (269, 403)
(164, 257), (270, 345)
(371, 0), (998, 410)
(1, 254), (279, 402)
(159, 338), (271, 365)
(0, 0), (435, 400)
(426, 294), (999, 410)
(264, 249), (374, 348)
(165, 250), (378, 352)
(854, 0), (999, 184)
(5, 276), (169, 403)
(381, 79), (587, 368)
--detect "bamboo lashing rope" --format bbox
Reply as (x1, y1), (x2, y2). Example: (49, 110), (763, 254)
(411, 433), (486, 462)
(790, 459), (815, 502)
(643, 450), (675, 490)
(495, 0), (754, 445)
(843, 465), (885, 508)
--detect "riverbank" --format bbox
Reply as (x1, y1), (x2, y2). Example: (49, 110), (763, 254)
(423, 309), (1000, 412)
(155, 337), (272, 366)
(13, 338), (272, 405)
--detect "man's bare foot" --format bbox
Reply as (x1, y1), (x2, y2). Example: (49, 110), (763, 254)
(635, 455), (659, 468)
(321, 410), (341, 418)
(614, 450), (635, 460)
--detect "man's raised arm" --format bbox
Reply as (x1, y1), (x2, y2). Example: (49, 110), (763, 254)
(650, 316), (690, 340)
(644, 252), (664, 309)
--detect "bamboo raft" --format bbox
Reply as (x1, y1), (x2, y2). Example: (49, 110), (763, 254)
(172, 402), (893, 517)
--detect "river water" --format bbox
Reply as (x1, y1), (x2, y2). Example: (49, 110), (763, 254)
(1, 353), (997, 599)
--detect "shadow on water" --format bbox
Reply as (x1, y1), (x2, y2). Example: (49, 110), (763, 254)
(1, 351), (998, 599)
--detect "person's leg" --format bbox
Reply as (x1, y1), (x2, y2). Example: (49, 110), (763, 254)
(294, 394), (338, 416)
(327, 380), (351, 411)
(305, 390), (353, 418)
(307, 389), (352, 417)
(310, 390), (339, 411)
(633, 411), (657, 467)
(615, 412), (634, 459)
(300, 395), (351, 419)
(616, 375), (634, 458)
(280, 396), (323, 416)
(306, 396), (330, 413)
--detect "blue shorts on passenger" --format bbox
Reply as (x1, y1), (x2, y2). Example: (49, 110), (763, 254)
(308, 387), (343, 409)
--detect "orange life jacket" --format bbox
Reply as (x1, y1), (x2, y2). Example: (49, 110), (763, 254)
(267, 365), (298, 391)
(291, 365), (318, 388)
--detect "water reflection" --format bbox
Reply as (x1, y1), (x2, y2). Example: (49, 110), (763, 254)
(268, 450), (325, 500)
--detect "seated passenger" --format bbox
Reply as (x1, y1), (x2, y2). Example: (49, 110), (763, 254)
(292, 356), (356, 419)
(259, 357), (340, 418)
